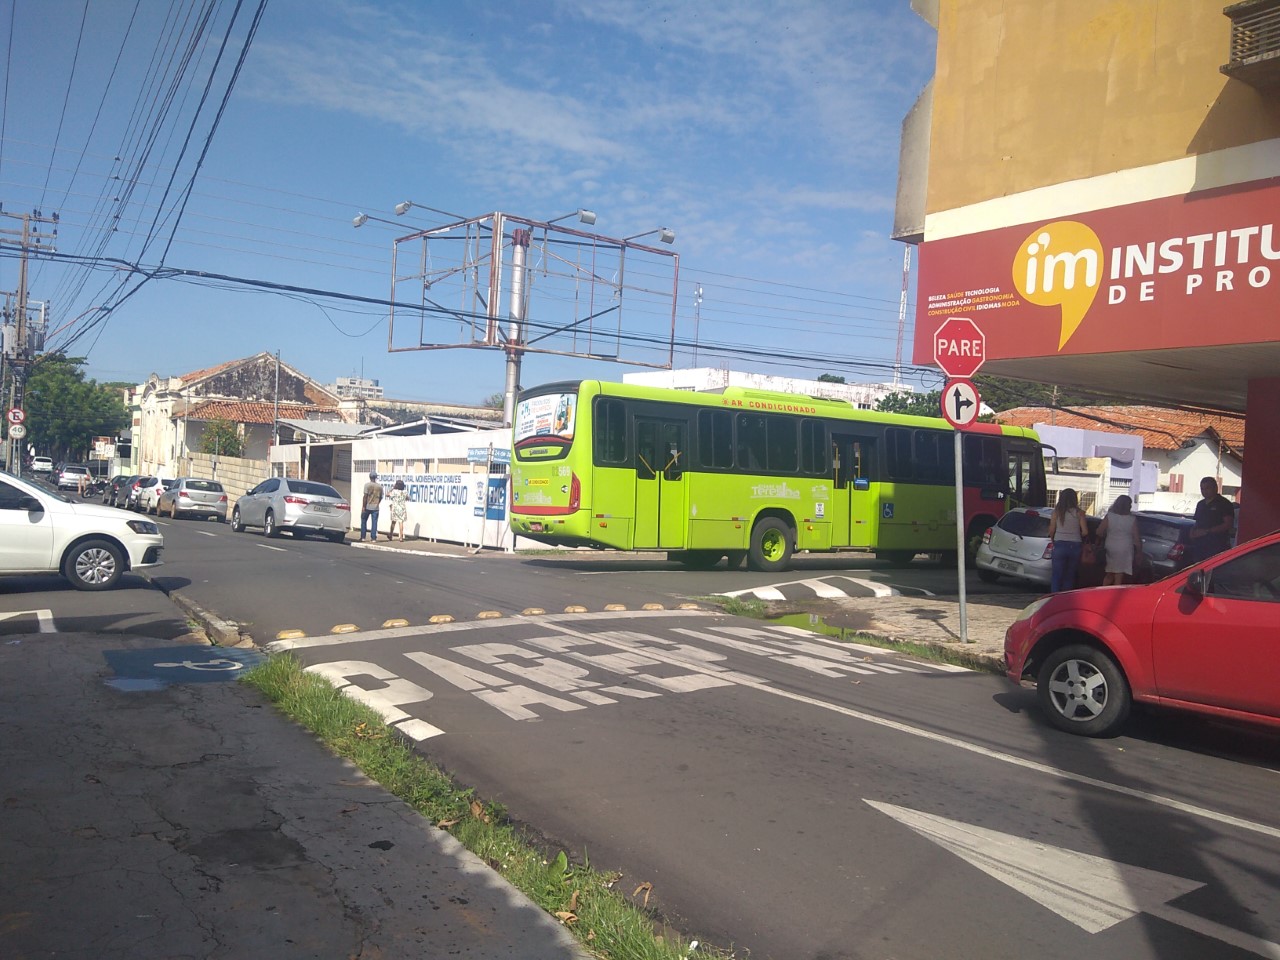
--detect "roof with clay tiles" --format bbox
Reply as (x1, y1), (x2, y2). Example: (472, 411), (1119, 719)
(995, 406), (1246, 454)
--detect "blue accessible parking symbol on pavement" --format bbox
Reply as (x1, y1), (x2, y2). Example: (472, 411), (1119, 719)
(103, 645), (265, 692)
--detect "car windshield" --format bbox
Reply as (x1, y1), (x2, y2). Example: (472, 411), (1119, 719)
(999, 511), (1051, 538)
(287, 480), (342, 499)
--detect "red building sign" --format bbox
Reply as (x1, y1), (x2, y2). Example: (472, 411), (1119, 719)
(912, 176), (1280, 366)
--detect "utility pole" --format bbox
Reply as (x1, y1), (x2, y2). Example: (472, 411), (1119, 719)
(0, 210), (58, 471)
(502, 227), (531, 428)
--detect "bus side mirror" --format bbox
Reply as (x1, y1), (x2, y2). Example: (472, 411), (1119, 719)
(853, 477), (870, 491)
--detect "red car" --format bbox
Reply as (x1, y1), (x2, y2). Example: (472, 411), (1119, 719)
(1005, 530), (1280, 737)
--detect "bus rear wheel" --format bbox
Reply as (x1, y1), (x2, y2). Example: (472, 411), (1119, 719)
(748, 518), (793, 572)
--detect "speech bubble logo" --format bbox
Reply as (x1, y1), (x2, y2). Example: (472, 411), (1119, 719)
(1012, 221), (1104, 349)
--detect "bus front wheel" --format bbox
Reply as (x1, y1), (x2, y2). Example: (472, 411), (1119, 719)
(748, 518), (793, 572)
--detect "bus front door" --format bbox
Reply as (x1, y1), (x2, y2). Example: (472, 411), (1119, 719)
(832, 433), (877, 548)
(634, 417), (687, 548)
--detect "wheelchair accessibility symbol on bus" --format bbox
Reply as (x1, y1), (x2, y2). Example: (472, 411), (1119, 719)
(882, 502), (895, 519)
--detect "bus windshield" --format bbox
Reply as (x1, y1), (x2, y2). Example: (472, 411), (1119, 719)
(515, 391), (578, 443)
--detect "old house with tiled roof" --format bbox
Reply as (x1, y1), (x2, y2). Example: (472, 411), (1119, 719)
(131, 353), (347, 477)
(995, 406), (1245, 505)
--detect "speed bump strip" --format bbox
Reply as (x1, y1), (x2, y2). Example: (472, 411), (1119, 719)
(382, 618), (410, 628)
(604, 603), (626, 611)
(678, 602), (701, 610)
(275, 628), (306, 641)
(477, 610), (502, 619)
(331, 623), (359, 634)
(521, 607), (546, 616)
(564, 605), (588, 613)
(429, 614), (455, 624)
(642, 603), (665, 610)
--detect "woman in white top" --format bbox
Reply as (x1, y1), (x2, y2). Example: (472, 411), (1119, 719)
(1047, 488), (1089, 592)
(1098, 494), (1142, 586)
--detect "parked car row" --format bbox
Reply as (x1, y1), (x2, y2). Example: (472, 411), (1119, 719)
(975, 507), (1198, 589)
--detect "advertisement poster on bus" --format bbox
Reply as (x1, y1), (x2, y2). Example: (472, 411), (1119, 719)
(515, 392), (576, 442)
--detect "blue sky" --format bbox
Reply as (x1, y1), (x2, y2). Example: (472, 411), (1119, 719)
(1, 0), (936, 405)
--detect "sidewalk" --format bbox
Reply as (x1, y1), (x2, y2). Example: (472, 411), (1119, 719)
(0, 628), (593, 960)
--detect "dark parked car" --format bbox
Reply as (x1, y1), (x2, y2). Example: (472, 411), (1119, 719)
(102, 474), (130, 505)
(1132, 511), (1196, 578)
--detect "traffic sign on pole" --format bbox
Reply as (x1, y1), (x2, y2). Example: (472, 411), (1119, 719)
(940, 379), (981, 430)
(933, 317), (986, 379)
(6, 408), (24, 425)
(8, 423), (27, 439)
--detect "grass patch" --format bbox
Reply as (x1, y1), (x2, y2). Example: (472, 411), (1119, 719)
(767, 613), (1003, 674)
(697, 595), (767, 619)
(242, 655), (725, 960)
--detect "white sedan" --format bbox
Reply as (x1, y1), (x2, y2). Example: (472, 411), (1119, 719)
(0, 471), (164, 589)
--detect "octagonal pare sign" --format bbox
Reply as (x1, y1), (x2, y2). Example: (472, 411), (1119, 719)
(933, 317), (986, 379)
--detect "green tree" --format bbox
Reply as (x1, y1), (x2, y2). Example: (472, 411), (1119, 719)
(876, 390), (943, 417)
(482, 392), (505, 409)
(972, 374), (1122, 412)
(23, 355), (128, 461)
(816, 373), (846, 384)
(199, 418), (244, 458)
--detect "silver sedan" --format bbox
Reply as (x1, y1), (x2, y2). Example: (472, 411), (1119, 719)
(158, 477), (229, 521)
(230, 477), (350, 542)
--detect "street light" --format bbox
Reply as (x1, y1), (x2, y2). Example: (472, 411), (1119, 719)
(352, 212), (406, 229)
(546, 208), (596, 226)
(623, 227), (675, 244)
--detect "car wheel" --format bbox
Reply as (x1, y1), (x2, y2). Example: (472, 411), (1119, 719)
(64, 539), (124, 591)
(1036, 643), (1131, 737)
(748, 517), (793, 572)
(230, 507), (244, 533)
(977, 568), (1000, 583)
(263, 510), (278, 538)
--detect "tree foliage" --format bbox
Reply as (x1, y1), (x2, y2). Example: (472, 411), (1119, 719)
(875, 390), (943, 417)
(22, 355), (128, 461)
(199, 418), (244, 458)
(816, 373), (846, 384)
(972, 374), (1118, 412)
(483, 392), (505, 409)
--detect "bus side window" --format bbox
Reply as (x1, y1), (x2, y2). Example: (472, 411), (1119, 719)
(697, 410), (733, 469)
(800, 420), (826, 475)
(963, 435), (1004, 490)
(886, 428), (913, 481)
(766, 416), (797, 472)
(595, 398), (627, 464)
(735, 414), (768, 471)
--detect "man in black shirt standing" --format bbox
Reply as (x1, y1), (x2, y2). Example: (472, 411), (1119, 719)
(1189, 476), (1235, 563)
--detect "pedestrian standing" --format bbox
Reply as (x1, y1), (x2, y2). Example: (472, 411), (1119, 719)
(387, 479), (408, 542)
(1048, 487), (1089, 592)
(360, 471), (384, 541)
(1188, 476), (1234, 563)
(1098, 494), (1142, 586)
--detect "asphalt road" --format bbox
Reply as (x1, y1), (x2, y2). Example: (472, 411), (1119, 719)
(5, 514), (1278, 959)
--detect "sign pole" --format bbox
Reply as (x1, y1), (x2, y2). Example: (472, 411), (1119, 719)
(954, 429), (969, 644)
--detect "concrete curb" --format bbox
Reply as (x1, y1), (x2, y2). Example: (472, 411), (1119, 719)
(152, 580), (252, 648)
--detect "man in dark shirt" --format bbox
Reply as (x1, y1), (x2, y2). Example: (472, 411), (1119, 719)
(1189, 476), (1234, 563)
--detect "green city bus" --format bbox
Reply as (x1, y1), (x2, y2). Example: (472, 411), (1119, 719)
(509, 380), (1046, 571)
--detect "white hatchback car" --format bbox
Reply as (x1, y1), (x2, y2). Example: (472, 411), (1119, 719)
(0, 470), (164, 589)
(31, 456), (54, 475)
